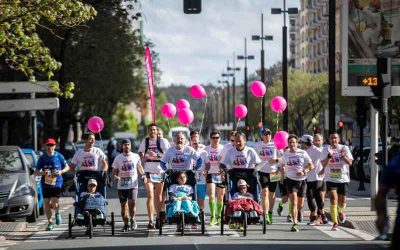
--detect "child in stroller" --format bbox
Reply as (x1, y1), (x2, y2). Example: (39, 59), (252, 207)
(166, 171), (200, 231)
(76, 179), (106, 224)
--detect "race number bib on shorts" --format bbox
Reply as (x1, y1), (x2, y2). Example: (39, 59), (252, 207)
(329, 168), (342, 179)
(119, 177), (134, 189)
(149, 173), (162, 183)
(44, 175), (57, 186)
(211, 173), (222, 184)
(269, 171), (280, 182)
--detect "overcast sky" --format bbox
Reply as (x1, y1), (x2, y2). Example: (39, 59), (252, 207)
(141, 0), (300, 87)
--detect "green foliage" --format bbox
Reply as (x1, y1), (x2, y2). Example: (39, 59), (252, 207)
(154, 91), (180, 135)
(0, 0), (96, 97)
(113, 103), (139, 135)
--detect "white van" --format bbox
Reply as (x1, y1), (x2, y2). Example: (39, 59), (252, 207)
(168, 127), (190, 142)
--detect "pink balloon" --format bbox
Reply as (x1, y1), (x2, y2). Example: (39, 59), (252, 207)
(270, 96), (287, 113)
(273, 131), (289, 150)
(176, 99), (190, 110)
(250, 81), (266, 98)
(161, 103), (177, 119)
(234, 104), (248, 119)
(189, 84), (207, 99)
(87, 116), (104, 133)
(177, 108), (194, 126)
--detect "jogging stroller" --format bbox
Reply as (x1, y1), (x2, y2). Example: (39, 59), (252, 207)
(159, 169), (205, 236)
(220, 168), (265, 236)
(68, 170), (115, 238)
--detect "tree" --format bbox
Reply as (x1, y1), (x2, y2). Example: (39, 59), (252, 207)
(0, 0), (96, 96)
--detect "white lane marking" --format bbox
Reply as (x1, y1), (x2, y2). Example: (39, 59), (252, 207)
(314, 224), (356, 239)
(340, 226), (376, 241)
(25, 225), (68, 243)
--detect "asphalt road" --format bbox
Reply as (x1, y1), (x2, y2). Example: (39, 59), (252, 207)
(2, 185), (392, 250)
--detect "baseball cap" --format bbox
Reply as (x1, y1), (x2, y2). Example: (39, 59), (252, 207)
(87, 179), (97, 186)
(300, 135), (313, 143)
(237, 179), (249, 188)
(45, 138), (56, 145)
(121, 138), (131, 145)
(261, 128), (271, 135)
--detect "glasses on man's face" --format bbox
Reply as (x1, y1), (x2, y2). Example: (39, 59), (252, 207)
(211, 137), (220, 139)
(263, 133), (271, 136)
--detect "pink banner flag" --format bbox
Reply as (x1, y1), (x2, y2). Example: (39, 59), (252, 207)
(144, 47), (156, 123)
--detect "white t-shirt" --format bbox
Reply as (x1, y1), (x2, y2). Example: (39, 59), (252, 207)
(138, 137), (170, 173)
(112, 152), (141, 190)
(321, 144), (353, 183)
(71, 147), (106, 171)
(193, 148), (209, 185)
(281, 149), (312, 181)
(220, 146), (262, 169)
(204, 145), (223, 174)
(221, 143), (234, 157)
(161, 146), (200, 171)
(305, 145), (324, 182)
(168, 184), (194, 197)
(254, 141), (278, 173)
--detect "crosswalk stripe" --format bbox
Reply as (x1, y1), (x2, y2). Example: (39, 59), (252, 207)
(313, 224), (356, 239)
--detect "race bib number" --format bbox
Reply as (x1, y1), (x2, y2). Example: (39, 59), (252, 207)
(211, 173), (222, 184)
(195, 172), (206, 185)
(149, 173), (162, 183)
(329, 168), (342, 179)
(44, 175), (57, 186)
(270, 171), (280, 182)
(119, 177), (133, 189)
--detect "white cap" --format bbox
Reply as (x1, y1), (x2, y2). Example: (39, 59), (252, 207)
(87, 179), (97, 186)
(300, 135), (313, 144)
(237, 179), (248, 188)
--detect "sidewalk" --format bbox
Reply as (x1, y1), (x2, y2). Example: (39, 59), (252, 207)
(325, 179), (397, 238)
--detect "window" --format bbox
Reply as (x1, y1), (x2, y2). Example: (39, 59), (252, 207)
(0, 150), (23, 173)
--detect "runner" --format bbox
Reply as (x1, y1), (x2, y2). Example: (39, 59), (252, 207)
(190, 134), (209, 211)
(280, 134), (313, 232)
(254, 128), (281, 225)
(204, 130), (224, 226)
(112, 139), (146, 232)
(299, 135), (327, 225)
(190, 130), (206, 149)
(138, 123), (170, 229)
(35, 138), (70, 231)
(313, 133), (329, 224)
(221, 131), (237, 156)
(320, 132), (353, 231)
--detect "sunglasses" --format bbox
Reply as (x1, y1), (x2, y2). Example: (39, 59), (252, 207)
(46, 144), (55, 147)
(211, 137), (220, 139)
(263, 133), (271, 136)
(230, 139), (236, 142)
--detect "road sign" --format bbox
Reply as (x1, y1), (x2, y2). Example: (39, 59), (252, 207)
(0, 81), (53, 94)
(0, 98), (59, 112)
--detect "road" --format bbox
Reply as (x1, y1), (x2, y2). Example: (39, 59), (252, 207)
(1, 185), (391, 250)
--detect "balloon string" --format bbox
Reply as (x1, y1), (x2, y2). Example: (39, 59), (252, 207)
(276, 113), (279, 132)
(98, 132), (104, 151)
(167, 119), (171, 139)
(260, 98), (263, 127)
(237, 118), (241, 130)
(199, 96), (207, 136)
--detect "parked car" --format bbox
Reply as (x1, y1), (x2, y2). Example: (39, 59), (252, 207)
(0, 146), (39, 222)
(22, 148), (44, 215)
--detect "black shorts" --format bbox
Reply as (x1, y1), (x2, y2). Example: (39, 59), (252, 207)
(286, 178), (307, 197)
(206, 173), (226, 188)
(118, 189), (138, 203)
(326, 182), (348, 195)
(145, 172), (166, 183)
(306, 180), (326, 192)
(42, 187), (62, 198)
(258, 172), (278, 192)
(279, 179), (289, 197)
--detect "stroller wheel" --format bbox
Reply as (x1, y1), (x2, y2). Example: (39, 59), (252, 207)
(68, 213), (72, 238)
(220, 204), (224, 235)
(159, 211), (163, 235)
(111, 212), (115, 236)
(200, 210), (205, 235)
(243, 213), (247, 237)
(180, 213), (185, 236)
(89, 214), (93, 239)
(262, 212), (266, 234)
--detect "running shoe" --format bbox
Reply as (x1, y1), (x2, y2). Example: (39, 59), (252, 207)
(277, 204), (284, 216)
(130, 219), (137, 230)
(321, 214), (329, 224)
(332, 222), (339, 231)
(338, 212), (346, 224)
(176, 226), (182, 232)
(46, 222), (54, 231)
(268, 212), (273, 224)
(147, 221), (156, 229)
(307, 215), (317, 226)
(191, 223), (198, 230)
(121, 224), (130, 232)
(216, 217), (221, 225)
(55, 212), (62, 225)
(287, 215), (293, 222)
(209, 217), (216, 226)
(229, 223), (236, 229)
(290, 223), (299, 232)
(265, 214), (271, 225)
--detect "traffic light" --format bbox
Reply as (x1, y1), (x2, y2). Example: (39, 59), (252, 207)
(356, 97), (368, 129)
(337, 120), (344, 134)
(183, 0), (201, 14)
(371, 57), (390, 98)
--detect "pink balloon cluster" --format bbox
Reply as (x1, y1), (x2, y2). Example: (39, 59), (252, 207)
(273, 131), (289, 150)
(87, 116), (104, 133)
(270, 96), (287, 113)
(189, 84), (207, 99)
(250, 81), (266, 98)
(161, 103), (177, 119)
(177, 108), (194, 126)
(176, 99), (190, 110)
(234, 104), (248, 119)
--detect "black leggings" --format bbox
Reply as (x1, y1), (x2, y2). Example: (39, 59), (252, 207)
(306, 181), (325, 213)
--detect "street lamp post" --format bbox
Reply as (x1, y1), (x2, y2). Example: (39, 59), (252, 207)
(238, 38), (254, 137)
(272, 1), (298, 132)
(221, 67), (234, 125)
(227, 54), (240, 129)
(252, 13), (273, 126)
(218, 79), (230, 124)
